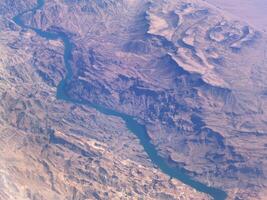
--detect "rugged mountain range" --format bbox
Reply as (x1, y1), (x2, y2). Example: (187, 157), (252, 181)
(1, 0), (267, 199)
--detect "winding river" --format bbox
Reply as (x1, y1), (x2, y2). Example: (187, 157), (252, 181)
(13, 0), (227, 199)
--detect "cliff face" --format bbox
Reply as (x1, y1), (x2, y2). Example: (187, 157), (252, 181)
(1, 0), (267, 199)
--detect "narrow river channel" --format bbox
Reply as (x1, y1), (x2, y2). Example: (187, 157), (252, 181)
(13, 1), (227, 199)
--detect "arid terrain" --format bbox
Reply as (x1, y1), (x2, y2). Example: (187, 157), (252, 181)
(1, 0), (267, 199)
(0, 2), (211, 199)
(204, 0), (267, 32)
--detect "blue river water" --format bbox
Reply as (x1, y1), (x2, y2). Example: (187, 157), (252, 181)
(13, 0), (227, 199)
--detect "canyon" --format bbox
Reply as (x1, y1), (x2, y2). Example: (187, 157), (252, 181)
(1, 0), (267, 199)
